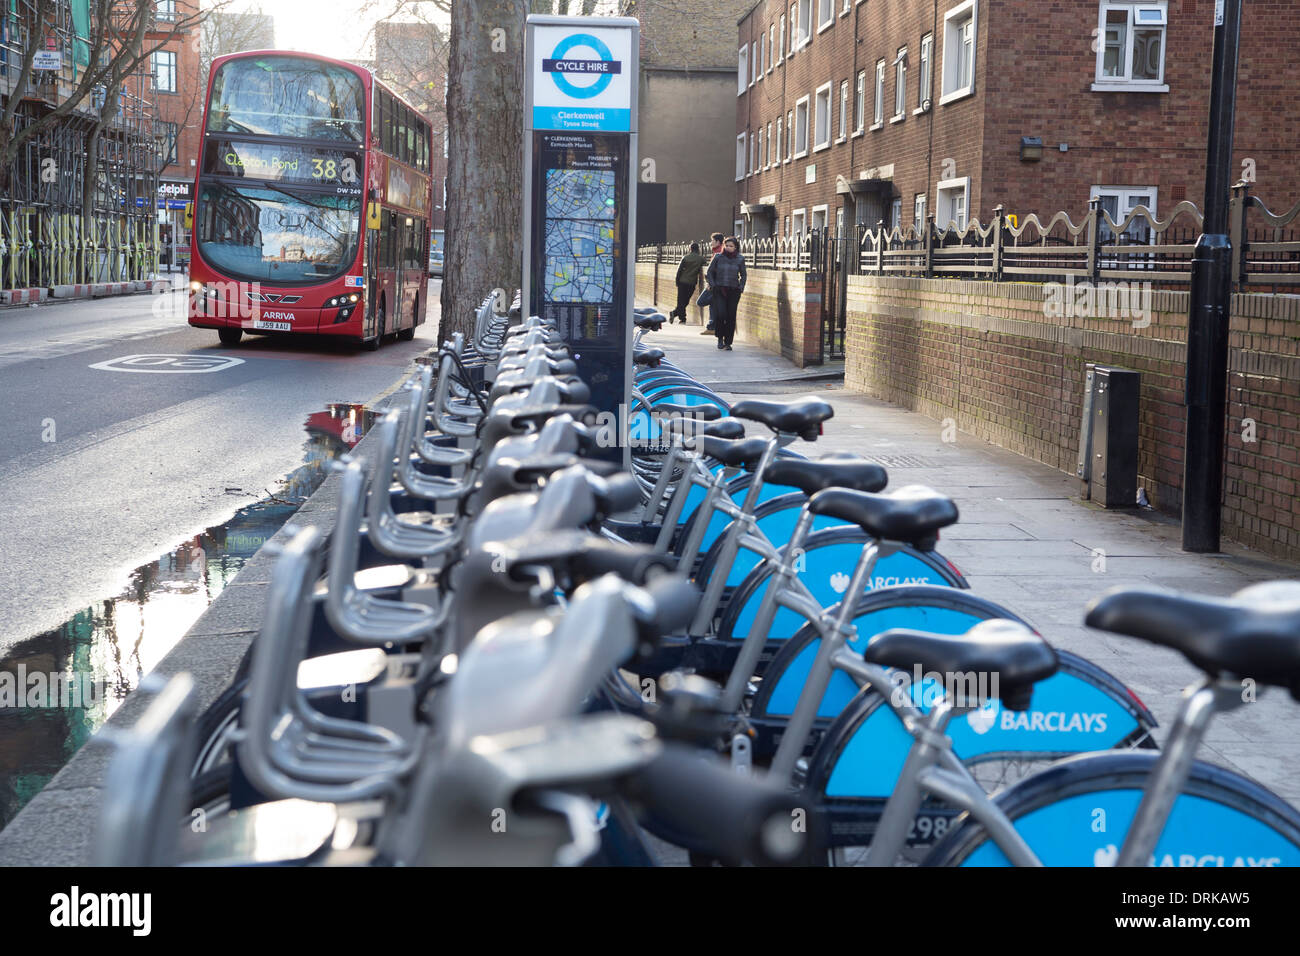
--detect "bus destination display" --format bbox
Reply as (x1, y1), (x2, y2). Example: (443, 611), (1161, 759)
(203, 140), (362, 194)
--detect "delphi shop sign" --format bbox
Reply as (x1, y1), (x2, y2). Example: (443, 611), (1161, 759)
(531, 22), (634, 132)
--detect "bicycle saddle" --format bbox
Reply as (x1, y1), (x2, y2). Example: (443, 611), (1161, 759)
(1085, 581), (1300, 698)
(729, 396), (833, 439)
(704, 419), (744, 439)
(864, 619), (1058, 711)
(701, 436), (770, 469)
(634, 348), (665, 367)
(807, 485), (958, 550)
(764, 453), (889, 496)
(634, 314), (665, 330)
(651, 401), (721, 422)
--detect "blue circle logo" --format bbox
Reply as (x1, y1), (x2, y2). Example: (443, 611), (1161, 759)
(548, 33), (615, 99)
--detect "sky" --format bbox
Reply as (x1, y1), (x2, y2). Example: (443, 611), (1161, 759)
(213, 0), (451, 62)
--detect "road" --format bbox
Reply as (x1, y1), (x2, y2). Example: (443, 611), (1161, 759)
(0, 278), (441, 651)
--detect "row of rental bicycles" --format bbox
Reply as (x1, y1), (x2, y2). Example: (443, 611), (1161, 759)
(96, 293), (1300, 866)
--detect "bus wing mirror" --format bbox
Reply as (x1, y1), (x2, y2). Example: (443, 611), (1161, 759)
(183, 202), (193, 230)
(367, 202), (381, 230)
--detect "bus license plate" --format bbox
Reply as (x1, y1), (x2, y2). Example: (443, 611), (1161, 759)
(254, 320), (291, 331)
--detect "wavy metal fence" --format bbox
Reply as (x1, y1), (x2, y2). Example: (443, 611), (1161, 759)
(640, 186), (1300, 291)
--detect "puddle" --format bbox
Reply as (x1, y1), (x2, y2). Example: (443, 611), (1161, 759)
(0, 403), (374, 833)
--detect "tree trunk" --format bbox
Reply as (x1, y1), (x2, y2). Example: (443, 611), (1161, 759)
(440, 0), (525, 340)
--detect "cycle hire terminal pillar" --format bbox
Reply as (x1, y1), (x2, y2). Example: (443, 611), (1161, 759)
(522, 14), (640, 470)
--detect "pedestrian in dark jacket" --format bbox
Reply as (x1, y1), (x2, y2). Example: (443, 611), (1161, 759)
(705, 236), (746, 350)
(670, 242), (707, 324)
(702, 232), (724, 334)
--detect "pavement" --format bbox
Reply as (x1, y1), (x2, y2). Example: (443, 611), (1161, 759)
(643, 316), (1300, 806)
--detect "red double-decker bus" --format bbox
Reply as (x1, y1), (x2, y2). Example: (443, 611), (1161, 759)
(187, 51), (434, 350)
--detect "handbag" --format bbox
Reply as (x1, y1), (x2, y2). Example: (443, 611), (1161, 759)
(696, 286), (713, 308)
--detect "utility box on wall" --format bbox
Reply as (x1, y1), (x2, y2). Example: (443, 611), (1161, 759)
(1078, 364), (1141, 508)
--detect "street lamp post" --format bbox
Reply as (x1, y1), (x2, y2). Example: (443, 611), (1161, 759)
(1182, 0), (1243, 552)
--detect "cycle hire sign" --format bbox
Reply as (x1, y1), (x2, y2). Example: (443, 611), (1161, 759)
(531, 23), (634, 133)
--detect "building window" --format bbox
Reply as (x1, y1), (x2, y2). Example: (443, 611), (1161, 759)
(797, 0), (812, 47)
(779, 15), (786, 61)
(813, 82), (832, 150)
(156, 0), (176, 22)
(918, 33), (933, 109)
(811, 204), (828, 232)
(936, 176), (970, 230)
(789, 4), (798, 53)
(767, 121), (774, 165)
(793, 95), (810, 157)
(894, 47), (907, 119)
(1091, 185), (1158, 243)
(838, 79), (848, 140)
(751, 42), (758, 85)
(758, 126), (765, 168)
(154, 120), (178, 167)
(769, 25), (777, 70)
(792, 208), (807, 235)
(1095, 2), (1167, 89)
(818, 0), (834, 31)
(914, 192), (927, 226)
(890, 197), (903, 230)
(786, 110), (793, 160)
(941, 0), (977, 104)
(736, 132), (746, 180)
(854, 70), (866, 132)
(873, 59), (885, 126)
(152, 51), (177, 93)
(775, 117), (783, 161)
(749, 129), (755, 174)
(738, 46), (748, 94)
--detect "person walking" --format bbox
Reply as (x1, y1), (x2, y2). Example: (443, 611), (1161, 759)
(705, 235), (745, 351)
(701, 232), (724, 334)
(670, 242), (707, 324)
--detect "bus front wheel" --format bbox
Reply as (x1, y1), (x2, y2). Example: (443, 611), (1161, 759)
(218, 328), (242, 347)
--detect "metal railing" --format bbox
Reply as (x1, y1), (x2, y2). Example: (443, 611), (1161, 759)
(638, 186), (1300, 292)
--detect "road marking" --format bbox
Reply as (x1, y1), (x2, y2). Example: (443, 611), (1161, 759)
(89, 354), (245, 373)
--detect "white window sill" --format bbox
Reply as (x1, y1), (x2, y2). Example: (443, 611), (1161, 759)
(852, 128), (864, 138)
(939, 86), (973, 106)
(817, 19), (833, 34)
(869, 121), (883, 131)
(813, 141), (831, 153)
(835, 136), (847, 144)
(890, 113), (905, 124)
(1091, 81), (1169, 93)
(793, 150), (810, 160)
(913, 104), (929, 115)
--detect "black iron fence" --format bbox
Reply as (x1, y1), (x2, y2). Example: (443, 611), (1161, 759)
(638, 185), (1300, 292)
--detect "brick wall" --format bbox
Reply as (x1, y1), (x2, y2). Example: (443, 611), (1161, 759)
(844, 276), (1300, 559)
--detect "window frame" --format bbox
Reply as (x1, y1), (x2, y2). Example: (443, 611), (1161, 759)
(1093, 1), (1169, 92)
(792, 207), (807, 235)
(893, 47), (908, 121)
(936, 175), (971, 231)
(736, 132), (747, 181)
(769, 24), (777, 70)
(797, 0), (812, 48)
(778, 15), (786, 62)
(853, 69), (866, 134)
(1090, 184), (1159, 244)
(813, 81), (833, 152)
(152, 50), (177, 94)
(916, 33), (934, 112)
(837, 79), (849, 141)
(940, 0), (978, 105)
(738, 45), (749, 95)
(872, 59), (885, 128)
(817, 0), (835, 32)
(786, 110), (793, 160)
(793, 94), (811, 158)
(914, 192), (928, 227)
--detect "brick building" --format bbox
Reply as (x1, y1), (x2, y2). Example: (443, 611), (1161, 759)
(147, 0), (202, 269)
(632, 0), (754, 242)
(734, 0), (1300, 243)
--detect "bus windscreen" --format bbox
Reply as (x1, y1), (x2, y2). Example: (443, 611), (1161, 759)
(207, 55), (365, 143)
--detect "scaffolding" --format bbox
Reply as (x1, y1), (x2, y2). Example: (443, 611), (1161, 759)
(1, 0), (162, 290)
